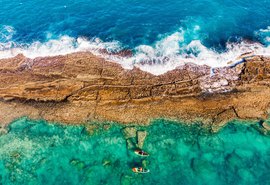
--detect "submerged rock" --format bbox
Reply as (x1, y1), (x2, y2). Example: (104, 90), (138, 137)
(103, 124), (111, 130)
(70, 159), (86, 169)
(120, 175), (136, 185)
(122, 127), (137, 139)
(85, 124), (99, 135)
(126, 138), (136, 150)
(142, 159), (150, 168)
(122, 127), (137, 150)
(1, 117), (270, 184)
(0, 127), (7, 135)
(137, 130), (147, 149)
(102, 159), (111, 166)
(262, 121), (270, 131)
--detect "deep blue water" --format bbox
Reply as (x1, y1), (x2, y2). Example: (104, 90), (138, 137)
(1, 0), (270, 47)
(1, 2), (270, 184)
(0, 0), (270, 72)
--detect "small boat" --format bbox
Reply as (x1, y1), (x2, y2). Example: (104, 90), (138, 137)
(132, 167), (150, 173)
(134, 149), (149, 157)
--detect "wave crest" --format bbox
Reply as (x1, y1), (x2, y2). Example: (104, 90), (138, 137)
(121, 28), (270, 74)
(257, 26), (270, 45)
(0, 35), (122, 59)
(0, 25), (270, 75)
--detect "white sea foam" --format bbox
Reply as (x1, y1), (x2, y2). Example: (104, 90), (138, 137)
(127, 41), (270, 75)
(0, 35), (122, 59)
(0, 25), (270, 75)
(256, 26), (270, 45)
(118, 29), (270, 74)
(0, 25), (16, 41)
(259, 26), (270, 33)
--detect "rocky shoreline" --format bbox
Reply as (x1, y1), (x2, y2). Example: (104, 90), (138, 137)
(0, 52), (270, 129)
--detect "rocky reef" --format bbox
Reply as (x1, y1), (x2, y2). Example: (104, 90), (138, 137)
(0, 52), (270, 128)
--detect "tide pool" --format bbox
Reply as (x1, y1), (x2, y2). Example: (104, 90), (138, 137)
(0, 118), (269, 185)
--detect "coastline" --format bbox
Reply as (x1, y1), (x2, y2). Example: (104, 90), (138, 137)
(5, 115), (270, 136)
(0, 52), (270, 130)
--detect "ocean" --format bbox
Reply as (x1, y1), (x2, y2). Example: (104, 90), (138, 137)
(1, 1), (270, 184)
(0, 118), (269, 185)
(0, 0), (270, 74)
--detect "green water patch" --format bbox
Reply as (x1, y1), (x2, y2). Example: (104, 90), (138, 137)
(0, 118), (270, 185)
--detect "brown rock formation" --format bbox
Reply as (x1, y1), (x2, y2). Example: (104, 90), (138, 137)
(0, 52), (269, 128)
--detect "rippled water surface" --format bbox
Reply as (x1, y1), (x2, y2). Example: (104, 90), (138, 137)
(0, 0), (270, 73)
(0, 118), (270, 185)
(1, 0), (270, 46)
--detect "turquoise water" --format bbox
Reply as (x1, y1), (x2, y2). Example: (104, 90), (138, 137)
(1, 0), (270, 71)
(1, 0), (270, 47)
(1, 1), (270, 184)
(0, 118), (270, 185)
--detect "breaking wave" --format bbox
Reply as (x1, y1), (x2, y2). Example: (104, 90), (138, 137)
(0, 25), (270, 75)
(0, 25), (122, 59)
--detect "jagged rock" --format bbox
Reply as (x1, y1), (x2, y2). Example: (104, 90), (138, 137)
(212, 107), (239, 132)
(137, 130), (147, 149)
(0, 52), (270, 128)
(122, 127), (137, 139)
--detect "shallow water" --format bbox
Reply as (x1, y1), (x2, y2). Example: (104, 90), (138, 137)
(0, 118), (270, 185)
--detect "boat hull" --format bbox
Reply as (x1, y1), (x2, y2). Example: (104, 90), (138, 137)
(132, 167), (150, 173)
